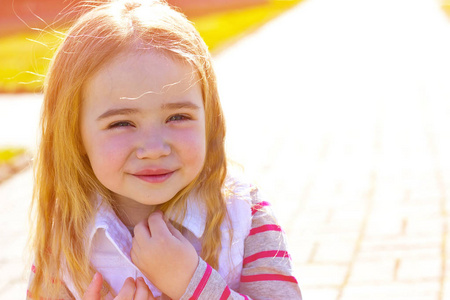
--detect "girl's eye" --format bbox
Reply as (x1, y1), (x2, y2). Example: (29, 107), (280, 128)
(167, 114), (191, 122)
(108, 121), (133, 129)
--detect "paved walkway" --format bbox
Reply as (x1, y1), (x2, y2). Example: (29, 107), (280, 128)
(1, 0), (450, 299)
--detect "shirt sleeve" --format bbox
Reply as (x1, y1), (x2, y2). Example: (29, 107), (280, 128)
(180, 187), (302, 300)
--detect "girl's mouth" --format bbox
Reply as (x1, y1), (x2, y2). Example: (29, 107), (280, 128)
(133, 169), (175, 183)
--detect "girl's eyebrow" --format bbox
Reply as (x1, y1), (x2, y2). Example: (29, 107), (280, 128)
(96, 102), (200, 121)
(161, 101), (201, 110)
(96, 108), (139, 121)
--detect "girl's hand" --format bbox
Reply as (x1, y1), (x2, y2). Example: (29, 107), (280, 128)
(131, 211), (199, 300)
(82, 272), (156, 300)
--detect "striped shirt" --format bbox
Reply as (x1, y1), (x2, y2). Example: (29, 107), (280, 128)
(180, 185), (302, 299)
(27, 175), (302, 299)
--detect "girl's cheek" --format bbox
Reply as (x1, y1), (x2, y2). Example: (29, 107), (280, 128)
(174, 127), (205, 148)
(172, 128), (206, 163)
(94, 134), (134, 162)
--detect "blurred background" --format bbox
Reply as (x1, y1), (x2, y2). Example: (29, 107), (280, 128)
(0, 0), (300, 93)
(1, 0), (450, 299)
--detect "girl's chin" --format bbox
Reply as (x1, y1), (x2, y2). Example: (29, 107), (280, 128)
(114, 194), (173, 207)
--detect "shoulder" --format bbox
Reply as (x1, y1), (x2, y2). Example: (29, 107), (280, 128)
(223, 170), (258, 211)
(223, 171), (281, 239)
(223, 170), (272, 214)
(222, 170), (276, 229)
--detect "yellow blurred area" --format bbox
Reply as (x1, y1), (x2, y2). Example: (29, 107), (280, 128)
(0, 30), (61, 93)
(193, 0), (302, 52)
(0, 148), (25, 163)
(443, 0), (450, 16)
(0, 0), (302, 93)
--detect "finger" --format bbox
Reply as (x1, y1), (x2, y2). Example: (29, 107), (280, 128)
(131, 220), (150, 265)
(131, 237), (140, 263)
(82, 272), (103, 300)
(133, 277), (152, 300)
(162, 212), (170, 223)
(115, 277), (136, 300)
(134, 218), (151, 239)
(134, 277), (149, 300)
(104, 293), (115, 300)
(147, 211), (172, 238)
(166, 221), (185, 240)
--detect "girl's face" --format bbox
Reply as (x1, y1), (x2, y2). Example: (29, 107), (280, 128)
(80, 50), (206, 212)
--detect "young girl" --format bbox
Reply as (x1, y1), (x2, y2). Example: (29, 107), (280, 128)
(27, 0), (302, 299)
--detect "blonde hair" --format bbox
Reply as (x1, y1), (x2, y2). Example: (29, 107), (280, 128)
(29, 0), (227, 298)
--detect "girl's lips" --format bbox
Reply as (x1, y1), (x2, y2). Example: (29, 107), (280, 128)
(134, 169), (173, 176)
(133, 169), (175, 183)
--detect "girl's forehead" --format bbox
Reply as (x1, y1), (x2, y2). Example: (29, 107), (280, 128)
(84, 50), (200, 97)
(82, 49), (202, 106)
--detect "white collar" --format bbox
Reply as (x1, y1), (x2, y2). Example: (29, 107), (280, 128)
(89, 193), (207, 249)
(88, 170), (250, 245)
(67, 173), (251, 299)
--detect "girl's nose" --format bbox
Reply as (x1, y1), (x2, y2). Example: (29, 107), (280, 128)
(135, 132), (171, 160)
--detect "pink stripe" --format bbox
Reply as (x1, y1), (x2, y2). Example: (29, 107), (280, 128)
(251, 201), (271, 215)
(243, 250), (290, 265)
(249, 224), (282, 236)
(189, 264), (212, 300)
(241, 274), (298, 284)
(220, 286), (231, 300)
(31, 264), (36, 273)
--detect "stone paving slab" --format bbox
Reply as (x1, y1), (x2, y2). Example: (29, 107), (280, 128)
(2, 0), (450, 299)
(214, 0), (450, 299)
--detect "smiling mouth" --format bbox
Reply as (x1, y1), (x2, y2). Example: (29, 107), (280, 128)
(133, 169), (175, 183)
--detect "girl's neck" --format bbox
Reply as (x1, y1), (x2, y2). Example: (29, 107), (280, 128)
(112, 196), (156, 227)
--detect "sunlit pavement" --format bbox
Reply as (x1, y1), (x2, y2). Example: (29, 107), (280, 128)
(216, 0), (450, 298)
(2, 0), (450, 298)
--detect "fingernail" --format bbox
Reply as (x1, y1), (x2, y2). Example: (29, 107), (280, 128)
(93, 272), (100, 281)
